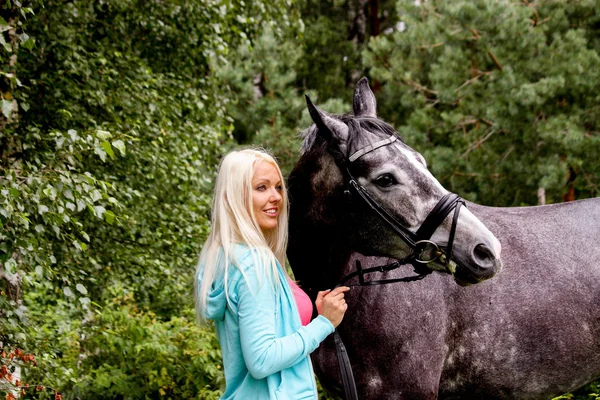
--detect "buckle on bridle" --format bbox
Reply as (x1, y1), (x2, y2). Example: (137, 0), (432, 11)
(413, 240), (443, 264)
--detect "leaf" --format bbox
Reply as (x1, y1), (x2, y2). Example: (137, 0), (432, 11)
(94, 145), (107, 162)
(0, 16), (11, 32)
(101, 141), (115, 160)
(94, 206), (106, 218)
(96, 130), (112, 140)
(22, 37), (35, 50)
(104, 210), (115, 224)
(75, 284), (88, 295)
(20, 33), (35, 50)
(63, 286), (74, 297)
(73, 240), (87, 251)
(0, 34), (10, 52)
(112, 140), (126, 156)
(1, 99), (13, 119)
(91, 190), (102, 202)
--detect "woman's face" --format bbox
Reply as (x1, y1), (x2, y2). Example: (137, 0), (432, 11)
(251, 161), (283, 232)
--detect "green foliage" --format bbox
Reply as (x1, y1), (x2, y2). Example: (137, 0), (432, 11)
(364, 0), (600, 206)
(1, 0), (300, 397)
(22, 291), (223, 399)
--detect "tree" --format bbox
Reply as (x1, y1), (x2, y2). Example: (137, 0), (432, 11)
(364, 0), (600, 206)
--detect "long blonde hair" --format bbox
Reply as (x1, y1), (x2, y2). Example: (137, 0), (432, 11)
(195, 148), (289, 320)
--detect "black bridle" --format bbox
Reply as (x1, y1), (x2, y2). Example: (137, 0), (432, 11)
(328, 134), (466, 400)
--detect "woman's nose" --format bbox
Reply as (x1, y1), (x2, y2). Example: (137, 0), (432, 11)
(271, 188), (282, 202)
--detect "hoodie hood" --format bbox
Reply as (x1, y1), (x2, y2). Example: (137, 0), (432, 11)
(199, 244), (250, 321)
(203, 272), (227, 321)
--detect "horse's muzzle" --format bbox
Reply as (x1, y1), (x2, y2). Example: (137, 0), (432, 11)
(453, 242), (502, 285)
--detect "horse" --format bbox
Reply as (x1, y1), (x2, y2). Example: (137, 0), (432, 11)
(287, 78), (600, 399)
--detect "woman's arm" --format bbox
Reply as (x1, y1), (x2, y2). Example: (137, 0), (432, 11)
(236, 268), (334, 380)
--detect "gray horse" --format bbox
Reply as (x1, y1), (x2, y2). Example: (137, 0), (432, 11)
(287, 78), (600, 399)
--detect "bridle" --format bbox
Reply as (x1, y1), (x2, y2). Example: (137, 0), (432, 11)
(327, 133), (466, 400)
(333, 134), (466, 281)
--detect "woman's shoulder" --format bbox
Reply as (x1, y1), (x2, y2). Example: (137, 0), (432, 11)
(230, 243), (254, 267)
(230, 243), (273, 266)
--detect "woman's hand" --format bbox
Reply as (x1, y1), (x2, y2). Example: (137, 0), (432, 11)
(315, 286), (350, 328)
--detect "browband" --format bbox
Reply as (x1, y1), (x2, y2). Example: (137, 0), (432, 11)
(348, 136), (398, 162)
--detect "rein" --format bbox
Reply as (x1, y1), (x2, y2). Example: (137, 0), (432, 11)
(327, 134), (465, 400)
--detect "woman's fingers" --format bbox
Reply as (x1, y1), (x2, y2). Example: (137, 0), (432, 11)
(328, 286), (350, 296)
(325, 291), (348, 302)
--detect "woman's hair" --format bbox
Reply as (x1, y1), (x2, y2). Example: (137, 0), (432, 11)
(195, 148), (289, 320)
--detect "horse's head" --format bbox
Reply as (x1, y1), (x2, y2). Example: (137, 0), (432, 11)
(288, 78), (502, 287)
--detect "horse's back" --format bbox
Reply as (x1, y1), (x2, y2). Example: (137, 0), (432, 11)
(440, 198), (600, 399)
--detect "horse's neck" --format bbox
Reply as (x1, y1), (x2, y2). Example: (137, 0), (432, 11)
(288, 224), (353, 296)
(468, 197), (600, 224)
(467, 198), (600, 253)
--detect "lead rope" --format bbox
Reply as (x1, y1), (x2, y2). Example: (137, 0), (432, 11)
(334, 330), (358, 400)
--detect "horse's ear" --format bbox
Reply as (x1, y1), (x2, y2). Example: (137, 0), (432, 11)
(305, 94), (349, 143)
(353, 77), (377, 118)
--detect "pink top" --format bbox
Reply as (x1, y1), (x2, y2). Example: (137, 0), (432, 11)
(288, 279), (313, 326)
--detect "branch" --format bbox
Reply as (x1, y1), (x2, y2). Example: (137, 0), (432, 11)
(460, 128), (496, 158)
(402, 78), (438, 95)
(487, 50), (503, 71)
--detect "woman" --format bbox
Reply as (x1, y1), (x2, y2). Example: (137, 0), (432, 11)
(195, 148), (349, 400)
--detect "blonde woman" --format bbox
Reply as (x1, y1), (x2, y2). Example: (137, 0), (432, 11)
(195, 148), (349, 400)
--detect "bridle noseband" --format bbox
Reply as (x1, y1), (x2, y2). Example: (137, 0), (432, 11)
(328, 132), (466, 400)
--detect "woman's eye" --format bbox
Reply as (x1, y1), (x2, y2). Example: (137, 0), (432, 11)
(256, 185), (266, 191)
(276, 185), (283, 192)
(375, 174), (396, 188)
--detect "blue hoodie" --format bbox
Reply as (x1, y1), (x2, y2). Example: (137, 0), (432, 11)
(202, 245), (335, 400)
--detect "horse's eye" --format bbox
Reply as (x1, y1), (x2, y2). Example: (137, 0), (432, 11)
(375, 174), (397, 188)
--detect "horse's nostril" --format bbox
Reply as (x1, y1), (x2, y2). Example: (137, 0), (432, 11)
(473, 244), (494, 265)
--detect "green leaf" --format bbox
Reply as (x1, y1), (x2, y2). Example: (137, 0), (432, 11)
(1, 99), (13, 119)
(101, 141), (115, 160)
(0, 34), (9, 52)
(94, 206), (106, 218)
(96, 130), (112, 140)
(73, 240), (87, 251)
(94, 145), (107, 162)
(104, 210), (115, 224)
(21, 37), (35, 50)
(112, 140), (126, 156)
(19, 33), (35, 50)
(75, 283), (88, 295)
(0, 16), (11, 32)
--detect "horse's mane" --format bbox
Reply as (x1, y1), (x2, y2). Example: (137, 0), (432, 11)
(299, 114), (405, 156)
